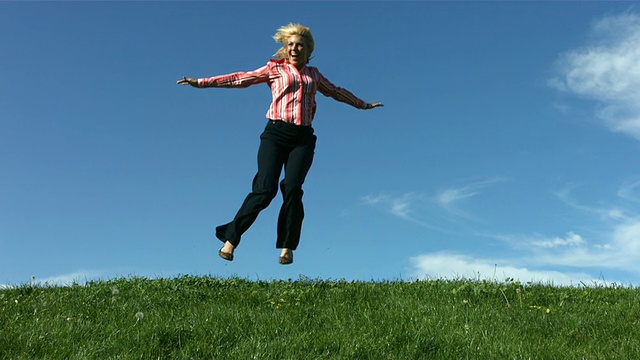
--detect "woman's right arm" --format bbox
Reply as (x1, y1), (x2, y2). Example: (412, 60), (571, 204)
(177, 64), (270, 88)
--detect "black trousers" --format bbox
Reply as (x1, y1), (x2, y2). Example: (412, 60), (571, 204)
(216, 120), (317, 250)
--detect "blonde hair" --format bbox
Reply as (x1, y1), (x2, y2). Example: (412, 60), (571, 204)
(272, 23), (315, 63)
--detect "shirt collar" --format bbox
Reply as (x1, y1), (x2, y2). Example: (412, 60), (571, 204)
(276, 58), (307, 71)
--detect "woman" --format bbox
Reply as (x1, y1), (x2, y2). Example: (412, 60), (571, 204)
(177, 23), (382, 265)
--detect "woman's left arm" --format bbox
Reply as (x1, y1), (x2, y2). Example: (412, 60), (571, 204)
(317, 72), (383, 110)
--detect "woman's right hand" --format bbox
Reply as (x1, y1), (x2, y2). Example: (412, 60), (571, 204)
(177, 76), (197, 86)
(365, 102), (384, 109)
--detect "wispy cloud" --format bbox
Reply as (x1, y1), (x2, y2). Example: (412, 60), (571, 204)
(367, 177), (640, 284)
(362, 192), (427, 225)
(410, 181), (640, 285)
(362, 177), (508, 226)
(435, 187), (477, 212)
(550, 11), (640, 140)
(618, 179), (640, 202)
(541, 183), (640, 273)
(435, 177), (508, 216)
(556, 185), (630, 222)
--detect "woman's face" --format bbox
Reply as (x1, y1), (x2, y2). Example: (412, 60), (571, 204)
(287, 35), (308, 69)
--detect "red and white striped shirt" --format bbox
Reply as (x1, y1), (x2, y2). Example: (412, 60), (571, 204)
(196, 59), (368, 126)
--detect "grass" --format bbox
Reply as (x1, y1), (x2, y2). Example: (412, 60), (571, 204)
(2, 275), (639, 359)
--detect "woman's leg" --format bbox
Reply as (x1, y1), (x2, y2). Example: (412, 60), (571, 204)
(276, 132), (317, 250)
(216, 125), (286, 248)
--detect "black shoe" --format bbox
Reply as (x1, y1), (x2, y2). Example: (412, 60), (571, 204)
(278, 254), (293, 265)
(218, 248), (234, 261)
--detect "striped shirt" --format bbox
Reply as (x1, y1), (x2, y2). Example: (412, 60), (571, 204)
(196, 59), (368, 126)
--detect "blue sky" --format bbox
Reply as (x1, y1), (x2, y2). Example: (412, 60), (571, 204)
(2, 1), (640, 287)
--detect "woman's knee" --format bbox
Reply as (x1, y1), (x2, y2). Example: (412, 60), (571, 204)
(280, 182), (304, 198)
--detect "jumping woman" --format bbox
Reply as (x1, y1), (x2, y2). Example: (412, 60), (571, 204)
(177, 23), (383, 265)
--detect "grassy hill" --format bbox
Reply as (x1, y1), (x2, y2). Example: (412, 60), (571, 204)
(2, 275), (639, 359)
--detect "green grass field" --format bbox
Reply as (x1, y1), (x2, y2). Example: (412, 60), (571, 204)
(2, 275), (639, 359)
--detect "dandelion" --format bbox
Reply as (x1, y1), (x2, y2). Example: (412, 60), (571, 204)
(529, 305), (552, 314)
(135, 311), (144, 322)
(111, 287), (119, 296)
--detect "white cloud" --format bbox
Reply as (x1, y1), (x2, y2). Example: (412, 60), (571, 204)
(517, 223), (640, 276)
(550, 12), (640, 140)
(32, 270), (107, 286)
(610, 219), (640, 263)
(0, 272), (105, 288)
(409, 252), (598, 286)
(531, 231), (585, 248)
